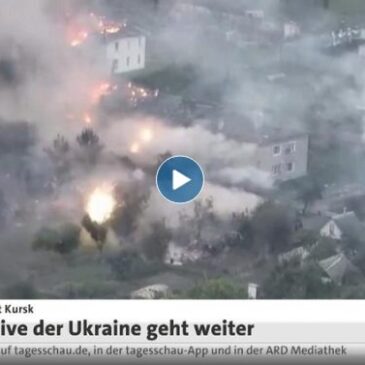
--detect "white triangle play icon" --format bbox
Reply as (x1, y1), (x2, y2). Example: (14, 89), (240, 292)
(172, 170), (191, 191)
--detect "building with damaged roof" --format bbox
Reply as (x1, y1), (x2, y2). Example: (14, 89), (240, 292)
(319, 253), (360, 284)
(320, 211), (365, 241)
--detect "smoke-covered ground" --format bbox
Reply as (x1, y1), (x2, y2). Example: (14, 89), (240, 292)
(1, 0), (365, 298)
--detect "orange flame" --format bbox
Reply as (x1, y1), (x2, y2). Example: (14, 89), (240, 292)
(91, 82), (112, 104)
(69, 30), (88, 47)
(83, 112), (92, 124)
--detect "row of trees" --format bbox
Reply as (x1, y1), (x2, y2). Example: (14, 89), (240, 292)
(46, 129), (104, 184)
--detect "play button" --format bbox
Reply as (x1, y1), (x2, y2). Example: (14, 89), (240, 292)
(156, 156), (204, 204)
(173, 170), (191, 191)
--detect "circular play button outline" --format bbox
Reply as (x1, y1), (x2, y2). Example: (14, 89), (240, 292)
(156, 155), (205, 204)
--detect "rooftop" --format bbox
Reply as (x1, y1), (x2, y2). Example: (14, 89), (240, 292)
(102, 28), (144, 43)
(319, 253), (357, 283)
(332, 211), (365, 239)
(302, 214), (330, 233)
(218, 113), (308, 145)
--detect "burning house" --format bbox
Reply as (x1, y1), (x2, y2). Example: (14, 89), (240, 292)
(105, 31), (146, 75)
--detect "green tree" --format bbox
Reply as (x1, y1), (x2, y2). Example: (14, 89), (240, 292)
(46, 134), (71, 183)
(229, 212), (254, 249)
(142, 220), (172, 261)
(262, 262), (339, 299)
(176, 198), (218, 245)
(112, 184), (149, 238)
(297, 179), (323, 214)
(251, 201), (293, 255)
(56, 223), (81, 254)
(76, 128), (103, 166)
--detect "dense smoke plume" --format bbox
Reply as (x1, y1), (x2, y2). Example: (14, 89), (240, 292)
(1, 0), (365, 295)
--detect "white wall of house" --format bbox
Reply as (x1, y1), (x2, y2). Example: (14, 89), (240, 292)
(106, 35), (146, 74)
(320, 220), (342, 240)
(248, 283), (259, 299)
(254, 135), (309, 182)
(284, 21), (300, 39)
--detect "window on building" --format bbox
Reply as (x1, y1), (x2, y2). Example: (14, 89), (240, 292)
(285, 142), (296, 154)
(272, 164), (281, 175)
(126, 57), (130, 67)
(127, 40), (131, 49)
(137, 54), (141, 64)
(273, 145), (281, 156)
(115, 42), (119, 52)
(138, 37), (142, 48)
(287, 162), (295, 172)
(112, 59), (118, 73)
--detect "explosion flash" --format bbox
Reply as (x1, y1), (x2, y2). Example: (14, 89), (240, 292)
(69, 30), (88, 47)
(89, 12), (125, 35)
(125, 82), (158, 106)
(130, 143), (140, 154)
(140, 128), (153, 143)
(91, 82), (112, 104)
(86, 187), (116, 224)
(83, 112), (92, 124)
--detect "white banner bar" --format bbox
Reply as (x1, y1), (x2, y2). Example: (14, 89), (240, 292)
(0, 301), (364, 363)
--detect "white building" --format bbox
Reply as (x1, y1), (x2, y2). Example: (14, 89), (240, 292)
(106, 33), (146, 74)
(283, 21), (300, 40)
(218, 114), (309, 183)
(320, 211), (364, 241)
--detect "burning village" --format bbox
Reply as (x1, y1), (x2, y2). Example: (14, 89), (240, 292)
(2, 0), (365, 299)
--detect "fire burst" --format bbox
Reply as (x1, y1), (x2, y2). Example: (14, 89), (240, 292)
(89, 12), (124, 35)
(140, 128), (153, 143)
(126, 82), (157, 105)
(91, 82), (112, 104)
(69, 30), (88, 47)
(83, 112), (92, 124)
(86, 187), (116, 224)
(130, 143), (140, 154)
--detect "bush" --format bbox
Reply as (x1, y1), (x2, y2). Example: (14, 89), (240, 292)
(32, 223), (80, 254)
(108, 250), (158, 280)
(32, 227), (60, 251)
(185, 279), (247, 299)
(142, 220), (172, 262)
